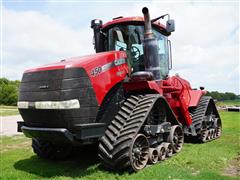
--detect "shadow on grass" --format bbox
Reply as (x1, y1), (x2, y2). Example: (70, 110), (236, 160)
(14, 144), (118, 178)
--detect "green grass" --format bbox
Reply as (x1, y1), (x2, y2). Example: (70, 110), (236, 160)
(0, 105), (18, 109)
(216, 100), (240, 106)
(0, 105), (19, 116)
(0, 112), (239, 179)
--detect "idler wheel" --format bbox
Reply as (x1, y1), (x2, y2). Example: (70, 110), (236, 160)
(168, 125), (184, 153)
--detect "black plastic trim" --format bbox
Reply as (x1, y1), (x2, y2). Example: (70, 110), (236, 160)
(21, 123), (106, 144)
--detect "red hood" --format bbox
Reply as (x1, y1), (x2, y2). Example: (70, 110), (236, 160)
(25, 51), (127, 73)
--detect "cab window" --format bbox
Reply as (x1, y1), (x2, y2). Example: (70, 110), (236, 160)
(107, 25), (169, 79)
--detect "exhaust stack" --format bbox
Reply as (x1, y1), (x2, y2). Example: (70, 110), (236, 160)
(142, 7), (161, 80)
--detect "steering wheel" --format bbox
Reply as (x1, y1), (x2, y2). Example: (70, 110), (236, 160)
(131, 46), (141, 62)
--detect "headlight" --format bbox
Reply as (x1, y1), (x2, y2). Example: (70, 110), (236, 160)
(18, 99), (80, 110)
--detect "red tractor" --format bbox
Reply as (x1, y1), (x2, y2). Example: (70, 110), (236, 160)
(17, 7), (222, 171)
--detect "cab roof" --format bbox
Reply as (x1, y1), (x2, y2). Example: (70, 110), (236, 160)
(102, 16), (169, 35)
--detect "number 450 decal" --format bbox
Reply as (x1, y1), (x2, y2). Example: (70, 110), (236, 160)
(91, 66), (102, 76)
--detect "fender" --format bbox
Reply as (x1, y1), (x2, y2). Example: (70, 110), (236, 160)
(189, 90), (207, 107)
(85, 52), (129, 105)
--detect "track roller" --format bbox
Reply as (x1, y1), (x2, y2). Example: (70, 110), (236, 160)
(163, 143), (173, 157)
(148, 148), (159, 164)
(207, 130), (212, 140)
(157, 144), (166, 161)
(215, 118), (222, 138)
(211, 129), (215, 139)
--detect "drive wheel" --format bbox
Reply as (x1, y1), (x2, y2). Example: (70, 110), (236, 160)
(129, 134), (149, 171)
(168, 125), (184, 153)
(32, 138), (72, 160)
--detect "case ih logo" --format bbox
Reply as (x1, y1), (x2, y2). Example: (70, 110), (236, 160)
(39, 85), (49, 89)
(91, 58), (126, 77)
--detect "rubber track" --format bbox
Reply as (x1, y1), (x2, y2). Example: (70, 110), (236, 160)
(191, 96), (211, 125)
(98, 94), (160, 170)
(190, 96), (220, 142)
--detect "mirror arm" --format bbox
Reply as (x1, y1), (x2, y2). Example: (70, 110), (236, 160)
(151, 14), (169, 23)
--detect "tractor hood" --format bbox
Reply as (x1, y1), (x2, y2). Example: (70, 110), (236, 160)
(25, 51), (127, 74)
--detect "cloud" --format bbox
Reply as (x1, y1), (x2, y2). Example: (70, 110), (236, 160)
(131, 2), (239, 93)
(2, 7), (94, 79)
(2, 2), (239, 94)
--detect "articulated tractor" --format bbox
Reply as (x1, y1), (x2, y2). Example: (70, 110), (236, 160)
(17, 7), (222, 171)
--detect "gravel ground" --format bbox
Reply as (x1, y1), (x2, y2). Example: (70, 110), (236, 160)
(0, 115), (23, 136)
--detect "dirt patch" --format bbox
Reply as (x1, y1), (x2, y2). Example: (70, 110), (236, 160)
(223, 156), (240, 177)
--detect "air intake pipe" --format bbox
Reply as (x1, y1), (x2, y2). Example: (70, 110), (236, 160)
(142, 7), (161, 80)
(91, 19), (104, 53)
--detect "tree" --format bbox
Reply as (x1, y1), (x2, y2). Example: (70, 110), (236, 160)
(0, 78), (20, 106)
(206, 91), (238, 101)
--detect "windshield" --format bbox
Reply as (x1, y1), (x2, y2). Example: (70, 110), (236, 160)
(107, 25), (169, 79)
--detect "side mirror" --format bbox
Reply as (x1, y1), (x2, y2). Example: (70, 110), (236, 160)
(166, 19), (175, 33)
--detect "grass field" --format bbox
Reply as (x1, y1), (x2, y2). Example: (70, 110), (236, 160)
(0, 111), (239, 179)
(0, 105), (19, 116)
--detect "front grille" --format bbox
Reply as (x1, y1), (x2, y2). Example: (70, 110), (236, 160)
(18, 68), (99, 132)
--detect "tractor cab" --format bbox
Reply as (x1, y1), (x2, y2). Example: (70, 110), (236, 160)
(91, 15), (174, 80)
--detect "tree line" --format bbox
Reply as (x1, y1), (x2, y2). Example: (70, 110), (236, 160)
(0, 77), (239, 106)
(205, 91), (239, 101)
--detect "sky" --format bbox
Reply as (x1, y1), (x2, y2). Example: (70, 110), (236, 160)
(1, 0), (239, 94)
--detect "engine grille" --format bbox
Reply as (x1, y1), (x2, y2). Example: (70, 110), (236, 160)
(18, 68), (99, 132)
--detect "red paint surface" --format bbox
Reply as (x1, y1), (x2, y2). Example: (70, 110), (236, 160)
(102, 16), (166, 30)
(189, 90), (205, 107)
(25, 51), (129, 105)
(123, 76), (204, 127)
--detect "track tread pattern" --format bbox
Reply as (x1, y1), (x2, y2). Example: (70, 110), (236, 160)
(191, 96), (211, 125)
(190, 96), (221, 142)
(98, 94), (160, 170)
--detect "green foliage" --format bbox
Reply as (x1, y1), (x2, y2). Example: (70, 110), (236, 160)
(206, 91), (238, 101)
(0, 78), (20, 106)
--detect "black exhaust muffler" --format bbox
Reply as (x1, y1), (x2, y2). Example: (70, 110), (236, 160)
(142, 7), (161, 80)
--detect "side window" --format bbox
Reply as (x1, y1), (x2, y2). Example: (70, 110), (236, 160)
(153, 30), (169, 79)
(115, 41), (127, 51)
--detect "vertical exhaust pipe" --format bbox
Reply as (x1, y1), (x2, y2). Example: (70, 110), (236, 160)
(142, 7), (161, 80)
(142, 7), (154, 39)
